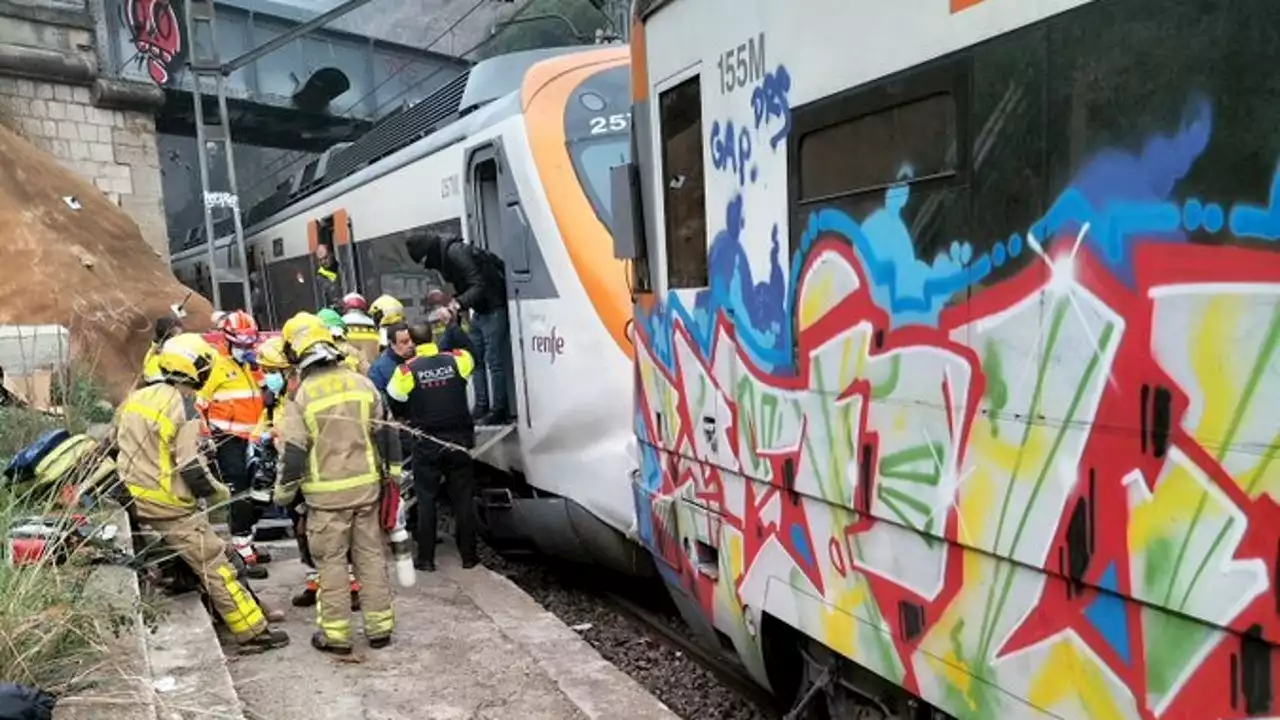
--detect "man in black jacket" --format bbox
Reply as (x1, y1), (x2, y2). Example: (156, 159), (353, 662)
(406, 235), (509, 425)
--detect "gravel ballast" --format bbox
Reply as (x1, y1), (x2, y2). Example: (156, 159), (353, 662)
(477, 544), (779, 720)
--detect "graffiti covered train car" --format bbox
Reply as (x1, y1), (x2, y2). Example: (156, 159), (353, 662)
(618, 0), (1280, 717)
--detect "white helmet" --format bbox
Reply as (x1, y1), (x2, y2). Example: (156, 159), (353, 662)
(210, 310), (228, 326)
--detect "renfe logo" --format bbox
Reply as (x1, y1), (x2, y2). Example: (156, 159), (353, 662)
(530, 327), (565, 364)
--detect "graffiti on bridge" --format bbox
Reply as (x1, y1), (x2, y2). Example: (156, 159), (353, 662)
(122, 0), (183, 85)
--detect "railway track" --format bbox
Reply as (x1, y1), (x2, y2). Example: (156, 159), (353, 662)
(603, 590), (785, 717)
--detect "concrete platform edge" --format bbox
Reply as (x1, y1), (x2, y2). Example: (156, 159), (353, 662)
(52, 506), (158, 720)
(144, 590), (247, 720)
(443, 560), (680, 720)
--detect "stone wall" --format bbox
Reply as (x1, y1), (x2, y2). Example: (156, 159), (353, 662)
(0, 76), (167, 257)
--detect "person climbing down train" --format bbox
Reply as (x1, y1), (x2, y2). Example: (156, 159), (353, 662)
(405, 236), (510, 426)
(314, 243), (343, 311)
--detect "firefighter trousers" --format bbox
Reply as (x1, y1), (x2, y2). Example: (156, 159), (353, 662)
(307, 503), (394, 647)
(146, 513), (268, 642)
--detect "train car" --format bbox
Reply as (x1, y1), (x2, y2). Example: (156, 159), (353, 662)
(175, 45), (650, 576)
(616, 0), (1280, 717)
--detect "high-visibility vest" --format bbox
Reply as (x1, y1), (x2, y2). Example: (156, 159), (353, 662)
(199, 352), (264, 438)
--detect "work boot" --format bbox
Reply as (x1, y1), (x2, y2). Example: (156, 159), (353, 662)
(311, 631), (352, 656)
(478, 409), (510, 426)
(368, 635), (392, 650)
(239, 627), (290, 655)
(292, 573), (319, 607)
(470, 404), (490, 422)
(252, 544), (273, 564)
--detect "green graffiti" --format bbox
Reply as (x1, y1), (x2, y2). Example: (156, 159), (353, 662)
(1169, 305), (1280, 611)
(871, 355), (902, 400)
(734, 375), (763, 475)
(1143, 608), (1213, 701)
(977, 303), (1116, 670)
(981, 340), (1010, 439)
(879, 443), (947, 486)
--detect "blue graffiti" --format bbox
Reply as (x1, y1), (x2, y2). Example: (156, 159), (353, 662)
(710, 119), (754, 186)
(793, 178), (1012, 328)
(1027, 97), (1213, 283)
(1230, 162), (1280, 240)
(643, 95), (1280, 376)
(750, 65), (792, 151)
(640, 195), (793, 372)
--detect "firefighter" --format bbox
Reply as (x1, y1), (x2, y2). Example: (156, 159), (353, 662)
(385, 322), (479, 571)
(115, 333), (289, 654)
(341, 293), (380, 367)
(274, 312), (395, 654)
(202, 310), (270, 577)
(316, 308), (368, 374)
(251, 337), (362, 611)
(368, 294), (405, 351)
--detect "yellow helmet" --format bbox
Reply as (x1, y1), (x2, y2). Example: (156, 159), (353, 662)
(156, 333), (216, 387)
(256, 336), (290, 370)
(281, 312), (334, 359)
(369, 294), (404, 327)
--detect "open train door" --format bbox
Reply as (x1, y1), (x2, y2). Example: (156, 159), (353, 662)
(307, 210), (361, 308)
(464, 141), (526, 462)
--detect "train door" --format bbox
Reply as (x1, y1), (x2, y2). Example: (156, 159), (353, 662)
(308, 210), (360, 309)
(465, 142), (525, 426)
(247, 244), (274, 328)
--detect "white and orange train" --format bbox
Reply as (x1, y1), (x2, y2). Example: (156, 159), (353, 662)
(171, 45), (649, 576)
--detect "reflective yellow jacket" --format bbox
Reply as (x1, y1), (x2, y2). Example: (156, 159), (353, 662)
(141, 343), (164, 385)
(114, 383), (227, 520)
(274, 362), (393, 511)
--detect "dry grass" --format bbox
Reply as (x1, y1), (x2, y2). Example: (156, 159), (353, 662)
(0, 369), (134, 694)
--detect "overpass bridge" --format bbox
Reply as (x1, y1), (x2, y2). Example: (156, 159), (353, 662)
(0, 0), (470, 255)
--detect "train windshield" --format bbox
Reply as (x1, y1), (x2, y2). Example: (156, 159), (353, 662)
(569, 137), (629, 235)
(564, 63), (632, 237)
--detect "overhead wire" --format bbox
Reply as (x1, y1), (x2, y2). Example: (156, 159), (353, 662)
(240, 0), (546, 202)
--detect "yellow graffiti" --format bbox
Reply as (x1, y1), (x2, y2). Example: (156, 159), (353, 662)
(1027, 643), (1124, 720)
(1186, 295), (1243, 460)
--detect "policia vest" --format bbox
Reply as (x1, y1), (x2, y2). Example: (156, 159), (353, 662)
(388, 346), (473, 446)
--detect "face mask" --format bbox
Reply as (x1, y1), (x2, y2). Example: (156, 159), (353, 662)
(264, 372), (285, 395)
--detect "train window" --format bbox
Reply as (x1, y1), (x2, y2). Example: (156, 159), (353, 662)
(272, 238), (283, 257)
(659, 74), (709, 289)
(798, 93), (957, 202)
(968, 27), (1046, 287)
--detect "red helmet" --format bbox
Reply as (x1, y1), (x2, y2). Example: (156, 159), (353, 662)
(342, 293), (368, 312)
(218, 310), (259, 347)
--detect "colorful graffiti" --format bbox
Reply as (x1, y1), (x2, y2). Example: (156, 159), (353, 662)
(123, 0), (183, 85)
(633, 72), (1280, 718)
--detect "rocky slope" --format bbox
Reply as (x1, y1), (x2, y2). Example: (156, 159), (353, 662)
(0, 124), (211, 401)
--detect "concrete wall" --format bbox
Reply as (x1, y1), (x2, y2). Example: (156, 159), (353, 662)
(0, 76), (167, 256)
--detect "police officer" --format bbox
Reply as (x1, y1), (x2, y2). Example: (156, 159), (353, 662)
(274, 312), (396, 655)
(115, 333), (289, 654)
(385, 322), (479, 572)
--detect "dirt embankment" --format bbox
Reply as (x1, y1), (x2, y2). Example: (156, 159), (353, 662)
(0, 124), (212, 402)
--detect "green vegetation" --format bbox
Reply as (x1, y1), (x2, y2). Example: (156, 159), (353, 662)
(0, 372), (133, 693)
